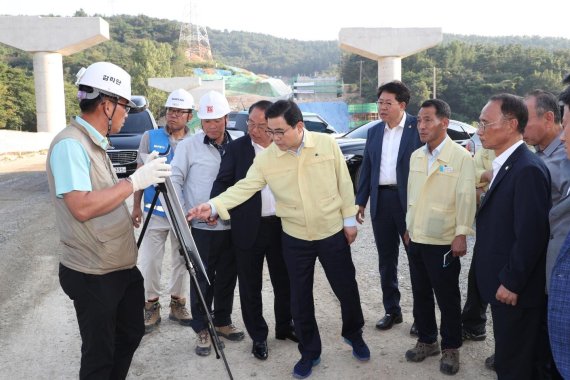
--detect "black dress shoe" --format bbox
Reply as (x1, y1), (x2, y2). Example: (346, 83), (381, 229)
(409, 322), (418, 336)
(252, 340), (268, 360)
(375, 313), (403, 330)
(276, 329), (299, 343)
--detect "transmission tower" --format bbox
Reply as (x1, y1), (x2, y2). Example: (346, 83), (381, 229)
(178, 1), (213, 62)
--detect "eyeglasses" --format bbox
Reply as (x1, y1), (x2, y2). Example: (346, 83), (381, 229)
(476, 117), (513, 131)
(265, 127), (293, 138)
(166, 108), (192, 116)
(246, 120), (268, 131)
(442, 250), (454, 268)
(377, 100), (399, 108)
(111, 101), (131, 113)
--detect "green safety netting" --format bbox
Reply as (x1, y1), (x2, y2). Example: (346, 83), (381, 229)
(192, 67), (291, 98)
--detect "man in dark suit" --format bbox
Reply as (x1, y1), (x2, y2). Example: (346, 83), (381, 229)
(355, 80), (422, 332)
(211, 100), (296, 361)
(474, 93), (551, 380)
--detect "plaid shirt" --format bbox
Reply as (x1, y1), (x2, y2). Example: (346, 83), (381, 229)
(548, 229), (570, 379)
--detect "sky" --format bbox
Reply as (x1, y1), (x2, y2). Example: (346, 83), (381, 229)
(1, 0), (569, 41)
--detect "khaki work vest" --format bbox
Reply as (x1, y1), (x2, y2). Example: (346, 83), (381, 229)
(46, 119), (137, 275)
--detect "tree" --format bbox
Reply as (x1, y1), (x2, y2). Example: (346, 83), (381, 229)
(128, 40), (174, 116)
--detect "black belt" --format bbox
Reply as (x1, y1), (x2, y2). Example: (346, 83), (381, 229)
(379, 185), (398, 190)
(261, 215), (279, 221)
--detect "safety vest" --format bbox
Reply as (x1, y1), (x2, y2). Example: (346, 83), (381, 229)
(143, 128), (174, 217)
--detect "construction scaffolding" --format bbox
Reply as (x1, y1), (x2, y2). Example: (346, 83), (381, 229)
(348, 103), (378, 129)
(293, 76), (343, 101)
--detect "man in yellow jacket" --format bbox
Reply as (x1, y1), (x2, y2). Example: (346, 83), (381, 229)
(188, 100), (368, 379)
(404, 99), (476, 376)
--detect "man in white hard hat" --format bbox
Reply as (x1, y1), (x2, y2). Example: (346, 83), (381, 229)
(46, 61), (171, 378)
(171, 90), (245, 356)
(132, 89), (194, 333)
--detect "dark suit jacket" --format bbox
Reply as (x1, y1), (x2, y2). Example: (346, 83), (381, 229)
(211, 135), (274, 250)
(474, 143), (551, 308)
(355, 113), (421, 219)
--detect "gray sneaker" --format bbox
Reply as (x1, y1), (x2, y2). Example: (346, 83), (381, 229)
(169, 297), (192, 326)
(405, 341), (441, 362)
(195, 329), (211, 356)
(144, 300), (161, 334)
(440, 349), (460, 375)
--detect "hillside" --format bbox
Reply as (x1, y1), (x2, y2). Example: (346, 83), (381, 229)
(1, 13), (570, 130)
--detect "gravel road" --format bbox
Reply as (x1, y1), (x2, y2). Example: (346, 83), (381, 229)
(0, 154), (495, 380)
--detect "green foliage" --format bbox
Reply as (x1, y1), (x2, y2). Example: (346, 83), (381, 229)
(128, 40), (174, 116)
(343, 40), (570, 122)
(2, 12), (570, 130)
(208, 29), (339, 77)
(0, 62), (36, 131)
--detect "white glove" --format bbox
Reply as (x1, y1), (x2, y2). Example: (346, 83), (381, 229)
(130, 151), (172, 192)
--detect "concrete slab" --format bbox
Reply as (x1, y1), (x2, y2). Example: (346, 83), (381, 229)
(0, 16), (109, 55)
(339, 27), (442, 60)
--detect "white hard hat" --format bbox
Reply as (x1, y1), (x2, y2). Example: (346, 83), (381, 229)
(75, 62), (135, 107)
(165, 89), (194, 109)
(197, 91), (231, 119)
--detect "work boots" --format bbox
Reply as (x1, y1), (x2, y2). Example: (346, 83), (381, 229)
(169, 297), (192, 326)
(195, 329), (211, 356)
(440, 349), (460, 375)
(405, 341), (441, 362)
(144, 300), (161, 333)
(215, 324), (245, 341)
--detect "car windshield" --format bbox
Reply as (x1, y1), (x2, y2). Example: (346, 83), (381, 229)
(114, 112), (154, 135)
(343, 122), (377, 139)
(304, 120), (330, 133)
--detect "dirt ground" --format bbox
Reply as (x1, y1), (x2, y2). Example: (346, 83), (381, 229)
(0, 153), (495, 380)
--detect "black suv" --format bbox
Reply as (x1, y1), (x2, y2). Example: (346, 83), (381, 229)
(107, 96), (158, 178)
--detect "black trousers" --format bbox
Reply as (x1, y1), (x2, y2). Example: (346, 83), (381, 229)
(408, 241), (462, 350)
(59, 264), (144, 380)
(281, 230), (364, 360)
(235, 216), (292, 342)
(371, 187), (408, 315)
(190, 228), (237, 332)
(491, 304), (542, 380)
(461, 255), (488, 333)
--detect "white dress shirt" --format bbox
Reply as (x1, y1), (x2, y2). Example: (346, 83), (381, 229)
(424, 137), (448, 172)
(252, 140), (277, 216)
(489, 140), (524, 189)
(379, 113), (406, 185)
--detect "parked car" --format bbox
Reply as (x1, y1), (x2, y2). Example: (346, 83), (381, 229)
(107, 95), (158, 178)
(228, 110), (339, 135)
(338, 119), (478, 188)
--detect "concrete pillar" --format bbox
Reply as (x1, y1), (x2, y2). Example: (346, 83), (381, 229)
(339, 28), (442, 88)
(0, 16), (110, 133)
(378, 57), (402, 84)
(33, 53), (66, 135)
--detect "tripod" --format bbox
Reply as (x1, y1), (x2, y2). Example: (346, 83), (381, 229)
(137, 178), (233, 379)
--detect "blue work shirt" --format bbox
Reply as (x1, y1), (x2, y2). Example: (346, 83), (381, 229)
(548, 229), (570, 379)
